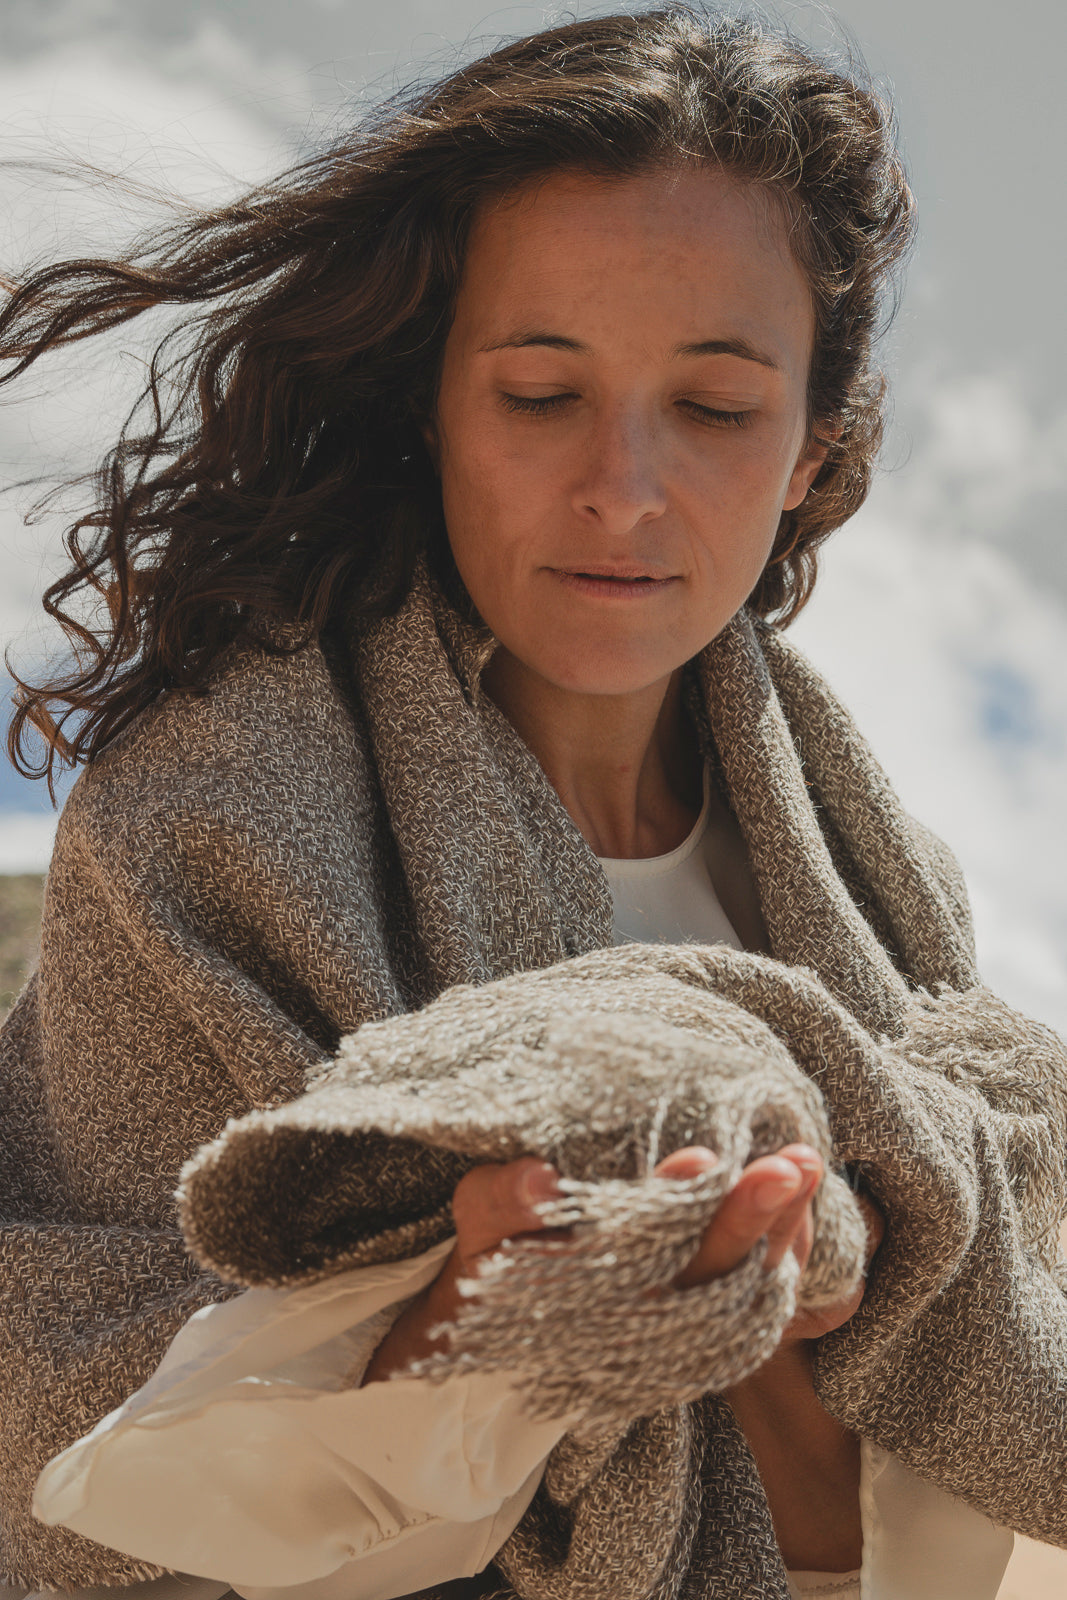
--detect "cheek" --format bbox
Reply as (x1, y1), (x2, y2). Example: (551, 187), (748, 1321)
(681, 428), (795, 524)
(437, 442), (529, 622)
(439, 410), (528, 520)
(439, 422), (549, 571)
(435, 422), (486, 547)
(730, 433), (798, 510)
(685, 470), (782, 579)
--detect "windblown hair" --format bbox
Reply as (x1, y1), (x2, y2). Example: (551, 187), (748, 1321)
(3, 3), (916, 788)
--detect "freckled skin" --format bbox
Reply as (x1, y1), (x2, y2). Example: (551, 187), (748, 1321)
(425, 165), (831, 704)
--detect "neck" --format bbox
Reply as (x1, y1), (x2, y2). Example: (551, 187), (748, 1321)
(482, 649), (702, 860)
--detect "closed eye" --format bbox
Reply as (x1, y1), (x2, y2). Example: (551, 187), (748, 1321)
(499, 393), (751, 428)
(499, 392), (577, 416)
(676, 400), (751, 429)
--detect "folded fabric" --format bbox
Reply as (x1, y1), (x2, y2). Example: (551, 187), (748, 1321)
(177, 939), (1067, 1599)
(5, 561), (1065, 1599)
(181, 951), (867, 1427)
(34, 1241), (576, 1593)
(33, 1241), (1014, 1600)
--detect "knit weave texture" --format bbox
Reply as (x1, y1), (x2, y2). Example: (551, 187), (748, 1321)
(182, 955), (868, 1425)
(2, 565), (1066, 1598)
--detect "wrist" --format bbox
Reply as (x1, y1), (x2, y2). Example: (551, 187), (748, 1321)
(360, 1247), (464, 1386)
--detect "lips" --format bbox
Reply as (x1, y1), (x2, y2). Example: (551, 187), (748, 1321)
(572, 572), (655, 582)
(548, 567), (677, 598)
(554, 566), (672, 581)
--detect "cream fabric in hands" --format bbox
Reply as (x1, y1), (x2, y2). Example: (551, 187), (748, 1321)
(32, 1249), (1012, 1600)
(33, 1240), (576, 1594)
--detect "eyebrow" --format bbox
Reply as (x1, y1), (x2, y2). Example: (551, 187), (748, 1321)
(479, 331), (781, 371)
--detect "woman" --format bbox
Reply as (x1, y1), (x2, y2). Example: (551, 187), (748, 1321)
(2, 8), (1065, 1600)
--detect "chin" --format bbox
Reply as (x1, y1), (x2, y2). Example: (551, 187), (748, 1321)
(529, 644), (685, 699)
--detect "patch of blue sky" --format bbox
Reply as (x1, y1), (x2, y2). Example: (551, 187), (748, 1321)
(970, 660), (1051, 753)
(0, 676), (74, 816)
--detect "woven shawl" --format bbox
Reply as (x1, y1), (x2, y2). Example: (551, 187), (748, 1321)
(1, 566), (1065, 1597)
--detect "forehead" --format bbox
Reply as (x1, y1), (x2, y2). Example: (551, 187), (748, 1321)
(452, 165), (814, 375)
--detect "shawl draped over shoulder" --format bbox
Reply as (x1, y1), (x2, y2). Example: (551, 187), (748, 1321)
(1, 566), (1065, 1599)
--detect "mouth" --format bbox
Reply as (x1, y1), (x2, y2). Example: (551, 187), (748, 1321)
(549, 566), (677, 595)
(557, 565), (670, 581)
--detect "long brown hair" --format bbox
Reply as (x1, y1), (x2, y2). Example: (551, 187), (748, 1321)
(2, 4), (916, 792)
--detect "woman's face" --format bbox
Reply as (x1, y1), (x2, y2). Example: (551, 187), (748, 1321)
(426, 165), (831, 699)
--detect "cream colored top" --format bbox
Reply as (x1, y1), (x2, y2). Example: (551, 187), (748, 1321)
(598, 765), (746, 951)
(34, 1239), (575, 1599)
(31, 1236), (1014, 1600)
(31, 790), (1015, 1600)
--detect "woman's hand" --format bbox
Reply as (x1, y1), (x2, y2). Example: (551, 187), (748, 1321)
(652, 1143), (823, 1287)
(780, 1184), (884, 1341)
(653, 1147), (885, 1336)
(361, 1144), (832, 1385)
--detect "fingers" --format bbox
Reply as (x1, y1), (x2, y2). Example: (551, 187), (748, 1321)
(671, 1144), (822, 1290)
(451, 1156), (561, 1263)
(654, 1145), (719, 1181)
(452, 1144), (827, 1297)
(779, 1185), (887, 1342)
(856, 1190), (886, 1265)
(760, 1145), (822, 1270)
(774, 1191), (813, 1274)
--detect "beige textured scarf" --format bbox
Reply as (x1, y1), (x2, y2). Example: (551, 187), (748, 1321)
(1, 567), (1065, 1598)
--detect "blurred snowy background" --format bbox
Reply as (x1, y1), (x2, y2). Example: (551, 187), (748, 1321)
(1, 0), (1064, 1035)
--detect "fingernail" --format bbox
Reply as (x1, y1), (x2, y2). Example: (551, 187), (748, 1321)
(656, 1146), (718, 1179)
(520, 1162), (559, 1207)
(752, 1169), (803, 1212)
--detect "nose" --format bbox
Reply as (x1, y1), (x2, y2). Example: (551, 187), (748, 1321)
(572, 404), (668, 534)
